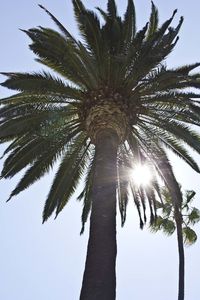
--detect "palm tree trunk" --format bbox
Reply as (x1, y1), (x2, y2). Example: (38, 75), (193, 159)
(175, 207), (185, 300)
(159, 160), (185, 300)
(80, 129), (119, 300)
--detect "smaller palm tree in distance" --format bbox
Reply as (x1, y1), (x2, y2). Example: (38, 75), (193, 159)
(151, 188), (200, 300)
(1, 1), (200, 299)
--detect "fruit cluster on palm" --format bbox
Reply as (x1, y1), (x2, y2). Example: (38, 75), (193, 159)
(1, 1), (200, 299)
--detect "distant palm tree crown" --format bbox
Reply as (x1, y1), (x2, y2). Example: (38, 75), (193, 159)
(1, 0), (200, 231)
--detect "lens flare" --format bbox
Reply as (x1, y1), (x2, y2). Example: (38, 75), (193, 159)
(131, 164), (152, 186)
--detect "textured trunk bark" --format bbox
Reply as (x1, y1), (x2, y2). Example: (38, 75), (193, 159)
(80, 129), (119, 300)
(175, 208), (185, 300)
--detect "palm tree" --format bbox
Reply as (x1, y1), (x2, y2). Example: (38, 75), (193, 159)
(152, 188), (200, 300)
(1, 1), (200, 299)
(123, 142), (188, 300)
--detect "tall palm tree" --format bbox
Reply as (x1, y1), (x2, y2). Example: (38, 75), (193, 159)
(1, 1), (200, 299)
(152, 188), (200, 300)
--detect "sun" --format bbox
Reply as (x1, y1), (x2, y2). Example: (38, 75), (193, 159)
(131, 164), (152, 187)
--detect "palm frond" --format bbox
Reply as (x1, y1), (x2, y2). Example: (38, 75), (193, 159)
(79, 147), (96, 234)
(117, 152), (129, 226)
(5, 126), (82, 201)
(72, 0), (102, 60)
(1, 72), (82, 98)
(42, 134), (89, 222)
(38, 4), (77, 43)
(147, 1), (159, 39)
(107, 0), (117, 19)
(137, 122), (200, 172)
(123, 0), (136, 44)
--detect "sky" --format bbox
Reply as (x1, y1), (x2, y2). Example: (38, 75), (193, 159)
(0, 1), (200, 299)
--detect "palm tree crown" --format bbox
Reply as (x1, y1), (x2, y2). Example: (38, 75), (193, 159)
(1, 0), (200, 231)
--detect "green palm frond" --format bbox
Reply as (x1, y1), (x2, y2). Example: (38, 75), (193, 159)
(78, 147), (96, 234)
(0, 134), (30, 159)
(173, 63), (200, 75)
(188, 208), (200, 225)
(1, 71), (82, 98)
(151, 217), (176, 235)
(1, 118), (80, 179)
(6, 127), (82, 202)
(42, 133), (89, 222)
(182, 227), (197, 245)
(72, 0), (102, 59)
(153, 186), (199, 246)
(0, 103), (77, 123)
(117, 153), (129, 227)
(189, 102), (200, 119)
(153, 8), (177, 39)
(38, 4), (77, 43)
(153, 151), (183, 208)
(117, 143), (166, 228)
(6, 144), (64, 201)
(137, 123), (200, 172)
(107, 0), (117, 18)
(0, 113), (49, 139)
(95, 7), (108, 21)
(23, 27), (95, 88)
(147, 1), (159, 39)
(145, 187), (157, 225)
(129, 129), (183, 208)
(154, 120), (200, 154)
(1, 137), (51, 178)
(123, 0), (136, 44)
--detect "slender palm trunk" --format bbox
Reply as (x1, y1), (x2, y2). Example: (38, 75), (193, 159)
(80, 129), (119, 300)
(160, 161), (185, 300)
(175, 207), (185, 300)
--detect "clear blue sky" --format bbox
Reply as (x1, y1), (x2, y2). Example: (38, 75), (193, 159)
(0, 1), (200, 299)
